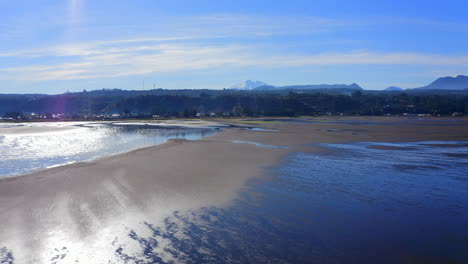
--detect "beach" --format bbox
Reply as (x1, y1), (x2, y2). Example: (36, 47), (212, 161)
(0, 116), (467, 263)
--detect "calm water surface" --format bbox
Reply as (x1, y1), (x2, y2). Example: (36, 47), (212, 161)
(113, 141), (467, 264)
(0, 123), (217, 177)
(1, 133), (467, 263)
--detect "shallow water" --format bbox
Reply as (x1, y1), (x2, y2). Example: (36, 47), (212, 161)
(232, 140), (288, 149)
(113, 141), (467, 264)
(243, 127), (278, 132)
(243, 117), (468, 127)
(1, 140), (466, 263)
(0, 123), (216, 177)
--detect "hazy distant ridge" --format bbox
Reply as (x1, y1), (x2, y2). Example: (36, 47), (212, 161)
(384, 86), (403, 91)
(254, 83), (363, 90)
(416, 75), (468, 90)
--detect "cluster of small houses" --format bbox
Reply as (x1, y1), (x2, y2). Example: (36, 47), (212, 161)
(0, 111), (464, 121)
(0, 111), (230, 121)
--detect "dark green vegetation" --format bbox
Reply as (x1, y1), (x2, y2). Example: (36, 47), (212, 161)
(1, 88), (467, 119)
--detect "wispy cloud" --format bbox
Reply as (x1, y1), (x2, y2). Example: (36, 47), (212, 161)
(1, 12), (467, 85)
(0, 37), (197, 58)
(0, 13), (355, 60)
(0, 13), (352, 48)
(1, 38), (468, 82)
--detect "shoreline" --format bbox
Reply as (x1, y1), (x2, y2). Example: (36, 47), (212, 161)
(0, 121), (222, 178)
(0, 116), (467, 263)
(0, 131), (222, 181)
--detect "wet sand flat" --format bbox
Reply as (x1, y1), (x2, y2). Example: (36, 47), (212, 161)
(0, 116), (467, 263)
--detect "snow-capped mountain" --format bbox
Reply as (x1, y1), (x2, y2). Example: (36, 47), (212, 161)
(229, 80), (268, 90)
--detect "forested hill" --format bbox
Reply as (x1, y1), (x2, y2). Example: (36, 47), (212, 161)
(0, 88), (467, 119)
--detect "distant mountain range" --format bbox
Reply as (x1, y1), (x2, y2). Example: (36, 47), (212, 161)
(229, 80), (363, 91)
(415, 75), (468, 90)
(230, 80), (363, 90)
(254, 83), (363, 91)
(230, 75), (468, 92)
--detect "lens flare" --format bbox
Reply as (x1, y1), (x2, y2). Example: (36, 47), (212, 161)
(68, 0), (83, 25)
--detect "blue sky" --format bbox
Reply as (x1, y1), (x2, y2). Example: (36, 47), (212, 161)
(0, 0), (467, 93)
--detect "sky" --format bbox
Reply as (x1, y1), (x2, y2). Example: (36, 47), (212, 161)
(0, 0), (467, 94)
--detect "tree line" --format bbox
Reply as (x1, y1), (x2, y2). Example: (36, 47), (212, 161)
(1, 89), (467, 119)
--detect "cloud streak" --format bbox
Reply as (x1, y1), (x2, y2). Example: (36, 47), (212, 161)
(1, 38), (468, 82)
(1, 12), (467, 86)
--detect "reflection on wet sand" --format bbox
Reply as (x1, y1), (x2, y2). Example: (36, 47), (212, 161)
(0, 247), (14, 264)
(1, 117), (467, 263)
(112, 141), (467, 264)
